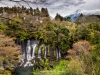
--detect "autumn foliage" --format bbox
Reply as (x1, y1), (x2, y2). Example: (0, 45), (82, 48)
(0, 33), (20, 69)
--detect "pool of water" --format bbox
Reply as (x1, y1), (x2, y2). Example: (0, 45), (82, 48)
(14, 66), (33, 75)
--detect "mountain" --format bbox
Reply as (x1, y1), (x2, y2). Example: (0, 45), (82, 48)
(65, 9), (100, 22)
(65, 10), (81, 22)
(69, 12), (81, 22)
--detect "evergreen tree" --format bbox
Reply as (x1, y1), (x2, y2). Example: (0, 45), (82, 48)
(34, 8), (40, 16)
(55, 13), (63, 21)
(29, 7), (33, 15)
(41, 8), (49, 17)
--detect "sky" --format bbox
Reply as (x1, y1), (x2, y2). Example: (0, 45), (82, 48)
(0, 0), (100, 17)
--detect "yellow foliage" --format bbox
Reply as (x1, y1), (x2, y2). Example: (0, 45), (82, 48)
(12, 17), (22, 23)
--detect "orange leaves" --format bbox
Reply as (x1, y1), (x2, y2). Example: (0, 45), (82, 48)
(73, 40), (92, 53)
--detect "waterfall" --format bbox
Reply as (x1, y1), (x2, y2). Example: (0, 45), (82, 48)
(56, 48), (59, 60)
(20, 54), (25, 66)
(20, 40), (37, 67)
(38, 46), (41, 58)
(56, 47), (61, 60)
(24, 40), (33, 67)
(32, 43), (37, 59)
(20, 41), (26, 66)
(59, 50), (61, 58)
(31, 40), (37, 59)
(19, 39), (62, 67)
(44, 46), (46, 58)
(27, 40), (31, 61)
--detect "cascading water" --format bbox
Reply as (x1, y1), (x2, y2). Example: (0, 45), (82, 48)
(20, 41), (26, 66)
(31, 42), (37, 59)
(38, 46), (41, 58)
(44, 46), (47, 58)
(20, 54), (25, 66)
(24, 40), (33, 67)
(56, 47), (61, 60)
(59, 50), (61, 58)
(20, 40), (37, 67)
(56, 48), (59, 60)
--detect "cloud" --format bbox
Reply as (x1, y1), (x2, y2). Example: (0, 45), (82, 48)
(44, 0), (86, 16)
(82, 0), (100, 10)
(0, 0), (100, 17)
(0, 0), (86, 8)
(46, 0), (86, 8)
(79, 9), (100, 15)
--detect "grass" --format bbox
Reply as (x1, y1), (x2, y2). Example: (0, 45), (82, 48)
(33, 59), (87, 75)
(33, 60), (69, 75)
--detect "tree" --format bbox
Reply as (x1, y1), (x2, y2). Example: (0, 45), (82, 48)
(55, 13), (63, 21)
(34, 8), (40, 16)
(0, 33), (20, 69)
(41, 8), (49, 17)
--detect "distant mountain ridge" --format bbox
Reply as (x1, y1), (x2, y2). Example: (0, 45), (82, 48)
(65, 9), (100, 22)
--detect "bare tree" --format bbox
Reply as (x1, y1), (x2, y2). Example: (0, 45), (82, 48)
(0, 0), (48, 7)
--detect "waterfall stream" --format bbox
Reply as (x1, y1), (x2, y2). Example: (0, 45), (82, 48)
(24, 40), (33, 67)
(38, 46), (41, 58)
(20, 40), (37, 67)
(32, 44), (37, 59)
(44, 46), (47, 58)
(56, 47), (61, 60)
(59, 50), (61, 58)
(56, 48), (59, 60)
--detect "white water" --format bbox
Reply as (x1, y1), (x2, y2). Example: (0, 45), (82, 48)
(38, 46), (41, 58)
(27, 40), (32, 61)
(59, 50), (61, 58)
(56, 48), (61, 60)
(20, 53), (25, 66)
(24, 40), (32, 67)
(56, 49), (59, 60)
(20, 41), (25, 66)
(32, 44), (37, 59)
(44, 46), (47, 58)
(20, 40), (37, 67)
